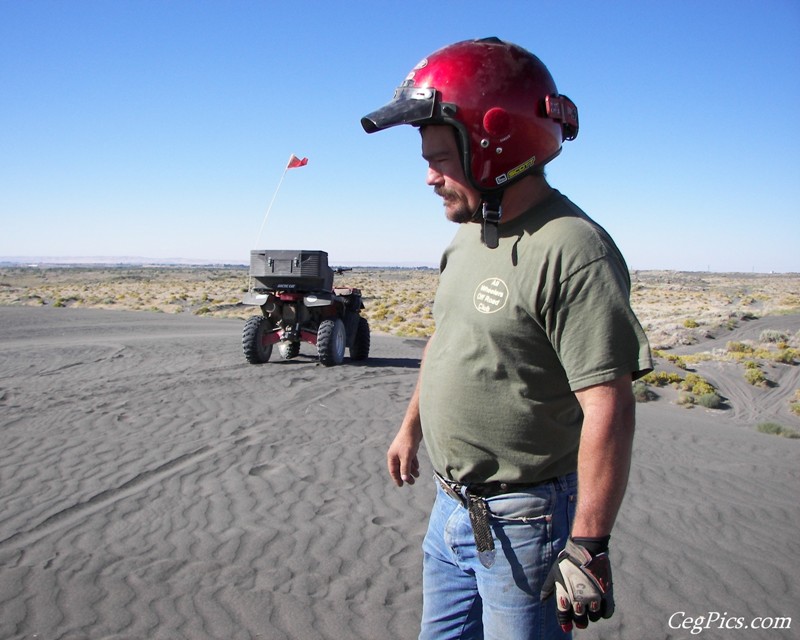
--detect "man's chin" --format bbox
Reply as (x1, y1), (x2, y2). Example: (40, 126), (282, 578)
(440, 202), (467, 223)
(445, 208), (476, 224)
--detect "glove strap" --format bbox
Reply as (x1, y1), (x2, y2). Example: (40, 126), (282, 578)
(571, 535), (610, 556)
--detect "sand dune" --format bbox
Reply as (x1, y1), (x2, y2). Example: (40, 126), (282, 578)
(0, 306), (798, 639)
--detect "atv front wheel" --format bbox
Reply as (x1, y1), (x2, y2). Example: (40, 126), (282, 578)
(278, 340), (301, 360)
(242, 315), (274, 364)
(317, 318), (346, 366)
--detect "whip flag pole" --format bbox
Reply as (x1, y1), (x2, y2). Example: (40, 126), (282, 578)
(255, 154), (309, 247)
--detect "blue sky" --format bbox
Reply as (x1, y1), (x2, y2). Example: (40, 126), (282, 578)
(1, 0), (798, 272)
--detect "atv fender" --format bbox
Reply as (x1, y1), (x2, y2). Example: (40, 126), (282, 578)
(243, 291), (270, 306)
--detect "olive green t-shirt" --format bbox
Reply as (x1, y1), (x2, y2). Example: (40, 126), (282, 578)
(419, 191), (652, 484)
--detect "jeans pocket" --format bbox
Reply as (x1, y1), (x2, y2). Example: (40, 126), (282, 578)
(485, 485), (555, 523)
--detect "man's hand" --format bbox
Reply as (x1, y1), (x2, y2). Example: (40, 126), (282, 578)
(387, 430), (421, 487)
(541, 537), (614, 632)
(388, 335), (430, 487)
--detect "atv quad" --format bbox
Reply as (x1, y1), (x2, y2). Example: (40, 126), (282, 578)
(241, 249), (370, 366)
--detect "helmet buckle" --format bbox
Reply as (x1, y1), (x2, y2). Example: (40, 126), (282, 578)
(481, 197), (502, 249)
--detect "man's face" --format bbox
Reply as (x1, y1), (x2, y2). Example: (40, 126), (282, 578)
(420, 125), (481, 223)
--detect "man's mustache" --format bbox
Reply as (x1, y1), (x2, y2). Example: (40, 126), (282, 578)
(434, 186), (460, 200)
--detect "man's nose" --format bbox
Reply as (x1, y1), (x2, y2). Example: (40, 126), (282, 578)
(426, 166), (444, 187)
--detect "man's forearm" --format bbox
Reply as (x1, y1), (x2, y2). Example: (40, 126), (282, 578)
(571, 376), (636, 537)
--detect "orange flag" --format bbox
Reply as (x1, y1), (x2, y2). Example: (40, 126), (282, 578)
(287, 154), (308, 169)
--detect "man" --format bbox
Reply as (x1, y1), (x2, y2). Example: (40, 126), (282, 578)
(361, 38), (652, 639)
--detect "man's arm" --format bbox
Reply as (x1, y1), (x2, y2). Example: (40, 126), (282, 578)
(541, 374), (635, 631)
(571, 373), (636, 536)
(386, 336), (433, 487)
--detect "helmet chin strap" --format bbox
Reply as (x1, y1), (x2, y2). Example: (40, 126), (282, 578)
(479, 193), (503, 249)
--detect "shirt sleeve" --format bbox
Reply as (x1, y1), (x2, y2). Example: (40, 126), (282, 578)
(544, 254), (653, 391)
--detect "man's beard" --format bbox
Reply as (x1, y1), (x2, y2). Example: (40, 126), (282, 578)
(434, 186), (478, 224)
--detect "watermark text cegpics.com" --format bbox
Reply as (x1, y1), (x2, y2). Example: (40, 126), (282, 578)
(669, 611), (792, 635)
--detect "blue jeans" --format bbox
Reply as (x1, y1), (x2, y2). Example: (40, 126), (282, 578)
(419, 473), (577, 640)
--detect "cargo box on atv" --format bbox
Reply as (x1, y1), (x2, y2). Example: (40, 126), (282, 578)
(249, 249), (333, 292)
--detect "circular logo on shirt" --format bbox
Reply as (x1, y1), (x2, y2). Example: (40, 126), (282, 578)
(473, 278), (509, 314)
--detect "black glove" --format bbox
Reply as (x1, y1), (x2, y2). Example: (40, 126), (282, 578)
(540, 536), (614, 632)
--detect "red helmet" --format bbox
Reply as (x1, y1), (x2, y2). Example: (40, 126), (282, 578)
(361, 37), (578, 194)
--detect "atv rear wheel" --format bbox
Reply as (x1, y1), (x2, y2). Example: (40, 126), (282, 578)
(242, 315), (274, 364)
(349, 316), (370, 361)
(317, 317), (346, 366)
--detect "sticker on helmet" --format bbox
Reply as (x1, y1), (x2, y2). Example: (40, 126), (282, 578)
(495, 156), (537, 185)
(473, 278), (509, 314)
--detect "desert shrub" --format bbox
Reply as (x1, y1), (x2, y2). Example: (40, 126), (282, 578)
(751, 347), (775, 360)
(681, 373), (716, 396)
(632, 380), (657, 403)
(641, 371), (683, 387)
(759, 329), (788, 343)
(791, 390), (800, 416)
(676, 392), (695, 407)
(403, 326), (429, 338)
(773, 349), (798, 365)
(756, 422), (800, 438)
(664, 354), (688, 370)
(194, 306), (211, 315)
(370, 307), (389, 320)
(662, 373), (722, 408)
(682, 353), (713, 365)
(727, 341), (754, 354)
(683, 318), (699, 328)
(696, 393), (723, 409)
(744, 367), (767, 386)
(743, 360), (760, 370)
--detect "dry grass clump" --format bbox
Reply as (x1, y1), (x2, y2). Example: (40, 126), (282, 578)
(756, 422), (800, 438)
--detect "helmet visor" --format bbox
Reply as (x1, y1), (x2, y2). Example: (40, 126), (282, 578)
(361, 87), (439, 133)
